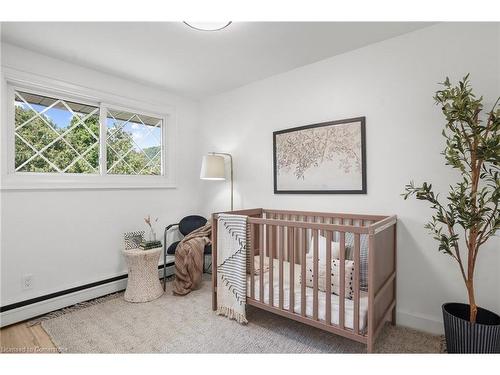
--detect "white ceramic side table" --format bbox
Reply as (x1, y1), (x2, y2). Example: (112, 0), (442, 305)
(122, 247), (163, 303)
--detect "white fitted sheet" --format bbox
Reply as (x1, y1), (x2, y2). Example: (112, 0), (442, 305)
(247, 256), (368, 332)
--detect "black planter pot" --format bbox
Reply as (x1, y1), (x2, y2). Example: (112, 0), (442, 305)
(442, 303), (500, 353)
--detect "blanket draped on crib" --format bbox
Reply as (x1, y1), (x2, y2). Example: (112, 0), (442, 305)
(216, 214), (248, 324)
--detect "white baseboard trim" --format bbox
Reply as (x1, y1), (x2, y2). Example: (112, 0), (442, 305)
(396, 309), (444, 335)
(0, 266), (174, 328)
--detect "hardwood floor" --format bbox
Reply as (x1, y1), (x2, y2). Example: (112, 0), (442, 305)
(0, 322), (58, 353)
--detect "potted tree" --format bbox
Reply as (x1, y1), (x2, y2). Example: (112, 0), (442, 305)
(403, 74), (499, 353)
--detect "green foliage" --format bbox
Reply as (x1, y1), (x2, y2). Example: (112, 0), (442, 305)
(15, 105), (161, 175)
(402, 75), (499, 321)
(106, 124), (161, 175)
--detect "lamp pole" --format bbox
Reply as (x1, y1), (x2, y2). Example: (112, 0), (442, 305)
(210, 152), (233, 211)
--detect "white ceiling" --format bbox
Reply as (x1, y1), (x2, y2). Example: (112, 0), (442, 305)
(1, 22), (433, 99)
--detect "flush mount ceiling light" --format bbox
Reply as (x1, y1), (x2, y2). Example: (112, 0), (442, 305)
(183, 22), (232, 31)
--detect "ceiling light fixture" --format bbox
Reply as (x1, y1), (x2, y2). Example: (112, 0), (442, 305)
(183, 22), (232, 31)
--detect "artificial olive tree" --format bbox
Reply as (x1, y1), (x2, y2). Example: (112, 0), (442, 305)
(403, 74), (499, 323)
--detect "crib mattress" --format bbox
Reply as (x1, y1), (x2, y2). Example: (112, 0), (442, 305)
(247, 257), (368, 332)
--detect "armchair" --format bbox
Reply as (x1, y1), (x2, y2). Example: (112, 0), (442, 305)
(163, 215), (212, 290)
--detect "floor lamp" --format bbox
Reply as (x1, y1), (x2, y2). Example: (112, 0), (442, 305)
(200, 152), (233, 211)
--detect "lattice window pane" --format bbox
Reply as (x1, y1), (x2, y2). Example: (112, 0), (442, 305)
(17, 155), (58, 173)
(106, 109), (162, 176)
(66, 144), (100, 174)
(14, 91), (100, 174)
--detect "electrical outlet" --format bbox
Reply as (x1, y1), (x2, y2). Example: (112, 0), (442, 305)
(22, 274), (33, 290)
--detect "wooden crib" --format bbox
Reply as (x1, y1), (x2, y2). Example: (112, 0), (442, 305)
(211, 208), (397, 353)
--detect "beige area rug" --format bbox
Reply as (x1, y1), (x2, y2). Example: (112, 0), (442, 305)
(41, 278), (443, 353)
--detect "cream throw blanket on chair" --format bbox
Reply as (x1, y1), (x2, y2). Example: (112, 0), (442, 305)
(216, 213), (248, 324)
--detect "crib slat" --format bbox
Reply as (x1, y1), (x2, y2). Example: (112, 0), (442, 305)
(293, 215), (300, 263)
(302, 216), (307, 254)
(313, 229), (319, 320)
(269, 223), (274, 307)
(289, 227), (295, 313)
(285, 215), (290, 262)
(325, 230), (332, 325)
(354, 233), (361, 334)
(259, 224), (264, 303)
(301, 227), (306, 317)
(279, 225), (284, 309)
(250, 223), (255, 299)
(339, 231), (346, 329)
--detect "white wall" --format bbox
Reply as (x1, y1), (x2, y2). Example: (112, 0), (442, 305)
(200, 23), (500, 333)
(0, 43), (203, 311)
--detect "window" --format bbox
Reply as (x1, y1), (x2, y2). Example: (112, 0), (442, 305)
(15, 91), (100, 174)
(106, 109), (162, 175)
(2, 70), (175, 190)
(11, 89), (165, 178)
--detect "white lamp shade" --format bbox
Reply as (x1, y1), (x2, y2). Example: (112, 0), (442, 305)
(200, 155), (226, 180)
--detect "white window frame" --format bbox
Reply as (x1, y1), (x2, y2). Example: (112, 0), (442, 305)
(1, 68), (177, 190)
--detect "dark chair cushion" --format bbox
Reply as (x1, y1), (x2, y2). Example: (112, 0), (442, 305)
(179, 215), (207, 236)
(167, 242), (210, 255)
(166, 215), (208, 255)
(204, 244), (212, 255)
(167, 241), (180, 255)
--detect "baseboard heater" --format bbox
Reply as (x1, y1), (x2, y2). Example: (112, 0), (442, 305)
(0, 262), (174, 327)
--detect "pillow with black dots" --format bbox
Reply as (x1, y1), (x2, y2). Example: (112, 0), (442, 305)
(301, 258), (355, 300)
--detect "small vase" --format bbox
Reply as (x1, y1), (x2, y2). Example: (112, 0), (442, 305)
(148, 229), (157, 242)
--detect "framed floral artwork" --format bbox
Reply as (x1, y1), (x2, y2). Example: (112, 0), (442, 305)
(273, 117), (366, 194)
